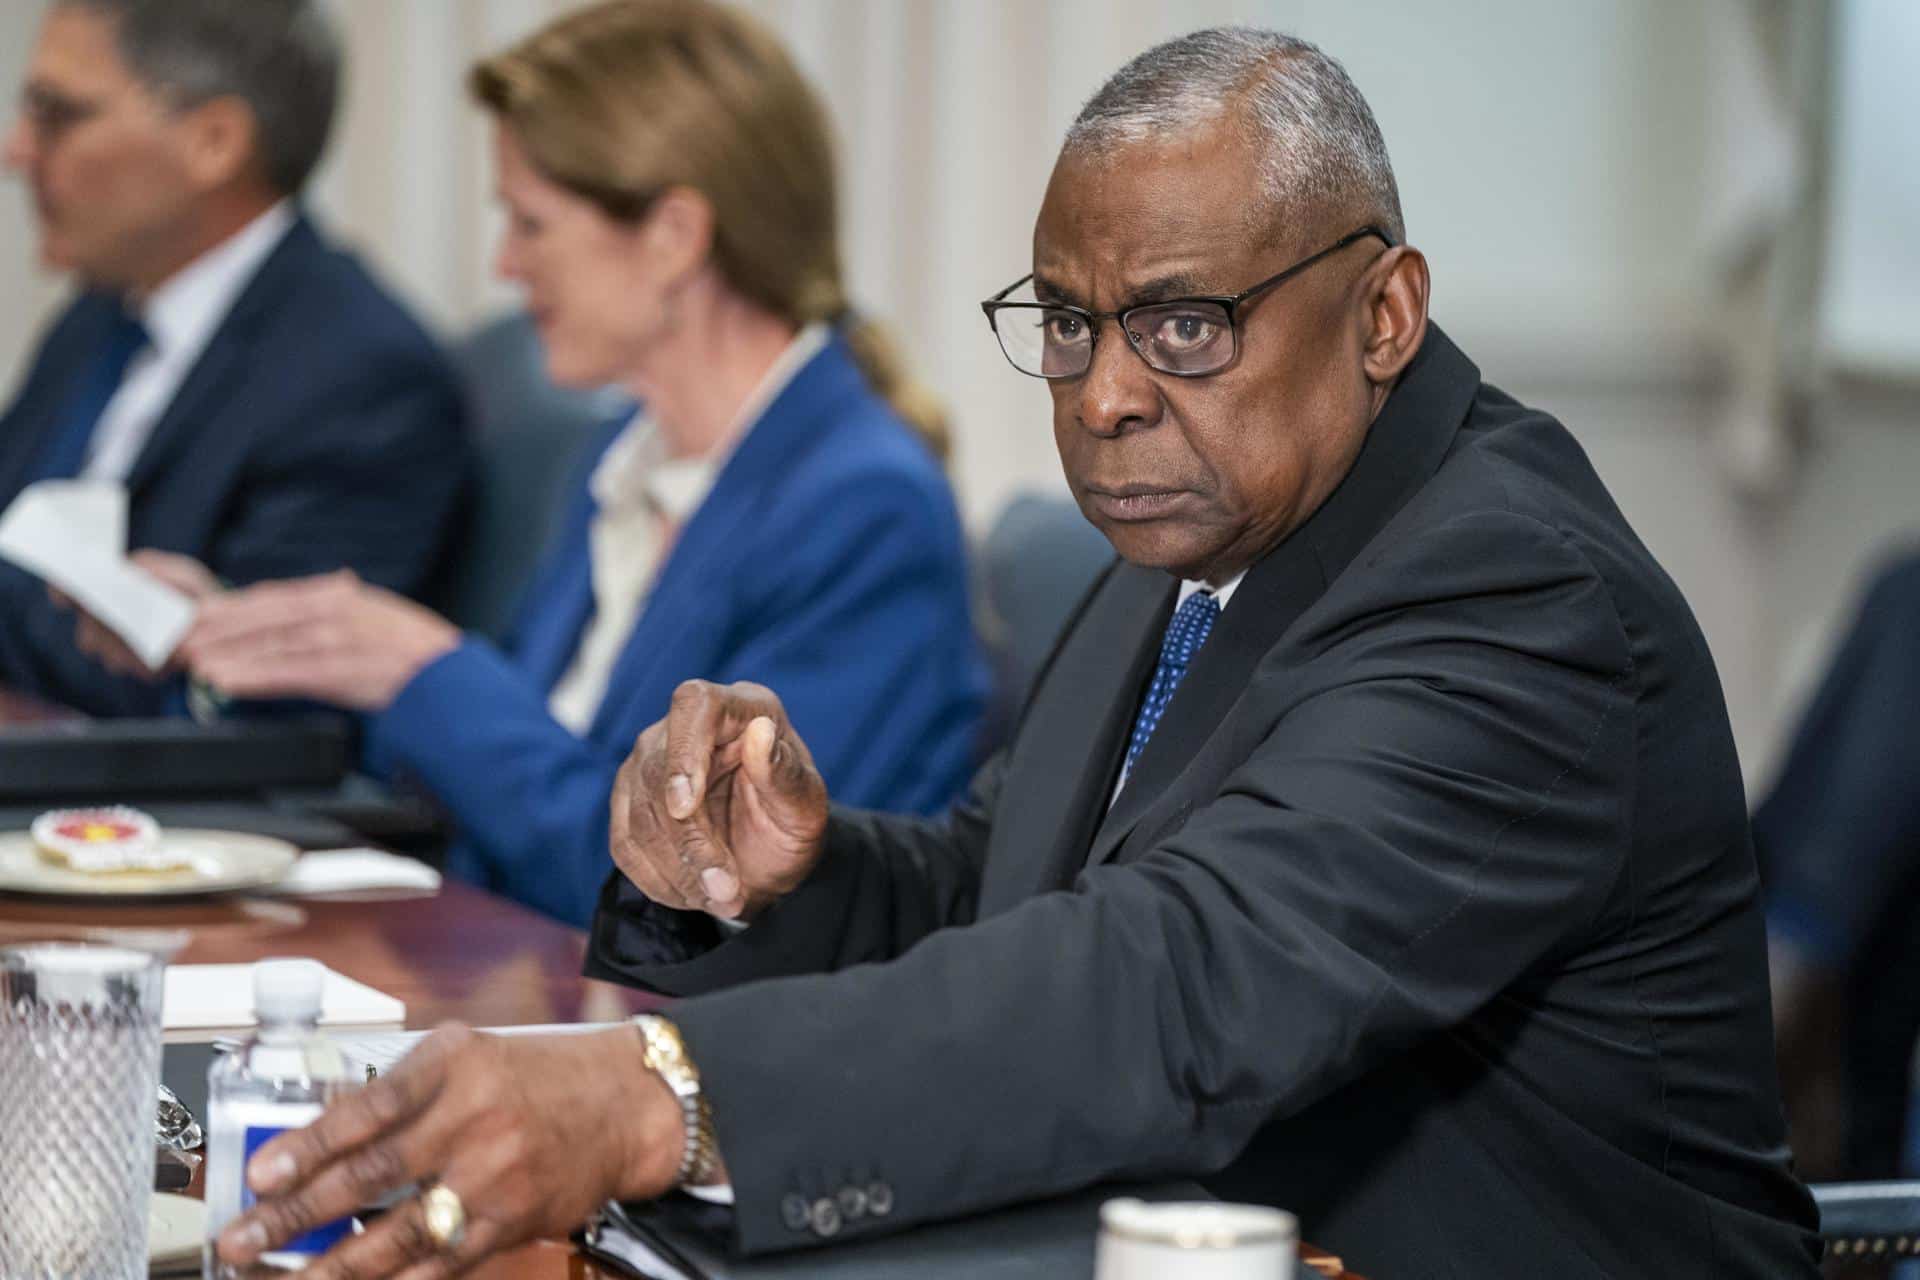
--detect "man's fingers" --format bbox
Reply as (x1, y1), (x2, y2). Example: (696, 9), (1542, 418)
(243, 1028), (461, 1200)
(381, 1216), (507, 1280)
(281, 1181), (504, 1280)
(226, 1130), (436, 1272)
(739, 714), (823, 820)
(610, 749), (697, 910)
(662, 681), (726, 819)
(221, 1031), (472, 1269)
(668, 799), (742, 914)
(608, 752), (641, 874)
(660, 681), (783, 818)
(628, 682), (795, 915)
(738, 716), (787, 793)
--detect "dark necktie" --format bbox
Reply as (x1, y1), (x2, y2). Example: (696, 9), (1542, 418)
(1121, 588), (1221, 782)
(29, 307), (150, 483)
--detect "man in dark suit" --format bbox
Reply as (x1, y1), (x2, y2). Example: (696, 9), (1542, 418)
(1757, 549), (1920, 1180)
(211, 28), (1819, 1280)
(0, 0), (467, 715)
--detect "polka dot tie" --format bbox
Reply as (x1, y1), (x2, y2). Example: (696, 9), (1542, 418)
(1122, 589), (1221, 782)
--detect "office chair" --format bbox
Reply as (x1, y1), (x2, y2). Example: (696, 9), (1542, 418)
(1813, 1180), (1920, 1263)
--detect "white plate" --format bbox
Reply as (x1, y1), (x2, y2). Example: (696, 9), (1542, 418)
(0, 828), (298, 898)
(149, 1191), (207, 1268)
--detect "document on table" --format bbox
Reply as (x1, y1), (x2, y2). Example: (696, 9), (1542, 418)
(163, 963), (405, 1041)
(331, 1022), (617, 1078)
(0, 480), (196, 669)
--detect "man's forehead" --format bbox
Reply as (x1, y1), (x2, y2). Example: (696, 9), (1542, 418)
(1032, 194), (1282, 306)
(1032, 133), (1286, 302)
(29, 8), (135, 95)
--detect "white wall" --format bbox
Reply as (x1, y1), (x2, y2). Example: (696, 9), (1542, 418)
(1821, 0), (1920, 376)
(2, 0), (1915, 790)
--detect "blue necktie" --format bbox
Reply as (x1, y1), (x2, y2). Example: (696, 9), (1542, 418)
(1122, 589), (1220, 780)
(29, 308), (150, 482)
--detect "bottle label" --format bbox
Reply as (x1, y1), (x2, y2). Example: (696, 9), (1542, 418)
(244, 1124), (354, 1259)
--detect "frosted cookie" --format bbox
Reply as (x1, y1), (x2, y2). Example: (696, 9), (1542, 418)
(31, 807), (184, 874)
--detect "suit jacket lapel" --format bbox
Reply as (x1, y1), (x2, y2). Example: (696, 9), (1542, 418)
(1086, 540), (1327, 866)
(1082, 324), (1483, 869)
(521, 537), (597, 692)
(977, 560), (1170, 912)
(124, 218), (319, 496)
(589, 336), (867, 737)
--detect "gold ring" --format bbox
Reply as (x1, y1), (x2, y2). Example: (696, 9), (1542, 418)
(420, 1182), (467, 1252)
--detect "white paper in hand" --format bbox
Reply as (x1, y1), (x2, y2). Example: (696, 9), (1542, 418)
(0, 480), (196, 669)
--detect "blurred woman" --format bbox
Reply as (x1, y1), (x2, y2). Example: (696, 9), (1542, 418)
(129, 0), (986, 925)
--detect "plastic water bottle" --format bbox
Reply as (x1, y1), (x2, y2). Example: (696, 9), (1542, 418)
(204, 958), (354, 1275)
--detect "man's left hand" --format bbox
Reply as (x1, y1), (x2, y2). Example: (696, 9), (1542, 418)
(214, 1025), (687, 1278)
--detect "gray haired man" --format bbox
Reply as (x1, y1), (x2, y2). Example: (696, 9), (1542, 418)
(0, 0), (468, 715)
(215, 27), (1819, 1279)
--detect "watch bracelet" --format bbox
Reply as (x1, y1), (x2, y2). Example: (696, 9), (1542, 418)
(635, 1015), (722, 1188)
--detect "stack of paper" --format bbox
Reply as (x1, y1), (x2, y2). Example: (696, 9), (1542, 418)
(0, 480), (196, 669)
(162, 963), (405, 1042)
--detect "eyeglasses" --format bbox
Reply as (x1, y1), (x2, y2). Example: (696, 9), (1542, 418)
(17, 85), (106, 144)
(980, 225), (1393, 380)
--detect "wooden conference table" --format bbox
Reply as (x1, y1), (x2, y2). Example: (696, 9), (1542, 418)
(0, 796), (1362, 1276)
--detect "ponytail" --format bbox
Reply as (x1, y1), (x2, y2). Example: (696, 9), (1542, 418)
(838, 311), (952, 466)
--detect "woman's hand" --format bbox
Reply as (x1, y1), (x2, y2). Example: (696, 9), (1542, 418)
(179, 570), (460, 711)
(214, 1024), (689, 1279)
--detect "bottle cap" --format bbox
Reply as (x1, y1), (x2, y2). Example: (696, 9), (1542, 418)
(252, 957), (325, 1025)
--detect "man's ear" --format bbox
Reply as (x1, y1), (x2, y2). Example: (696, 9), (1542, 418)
(179, 95), (260, 192)
(1359, 243), (1430, 387)
(638, 186), (717, 290)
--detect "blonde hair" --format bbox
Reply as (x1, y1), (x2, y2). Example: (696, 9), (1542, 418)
(469, 0), (949, 461)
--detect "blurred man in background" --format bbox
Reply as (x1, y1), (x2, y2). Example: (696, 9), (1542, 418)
(0, 0), (468, 716)
(1758, 547), (1920, 1182)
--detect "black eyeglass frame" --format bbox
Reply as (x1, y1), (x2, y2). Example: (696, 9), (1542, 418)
(980, 224), (1396, 380)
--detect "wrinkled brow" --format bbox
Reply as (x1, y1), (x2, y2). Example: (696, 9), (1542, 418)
(1031, 271), (1214, 311)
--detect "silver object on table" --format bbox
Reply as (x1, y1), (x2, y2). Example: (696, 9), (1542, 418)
(156, 1082), (203, 1151)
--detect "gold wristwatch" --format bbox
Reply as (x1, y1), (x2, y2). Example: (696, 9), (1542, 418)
(633, 1014), (722, 1187)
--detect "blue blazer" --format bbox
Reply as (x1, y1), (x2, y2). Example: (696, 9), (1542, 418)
(368, 335), (987, 925)
(0, 213), (471, 715)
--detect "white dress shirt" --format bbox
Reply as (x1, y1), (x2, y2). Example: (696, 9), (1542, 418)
(545, 323), (831, 734)
(1178, 569), (1245, 613)
(79, 201), (297, 483)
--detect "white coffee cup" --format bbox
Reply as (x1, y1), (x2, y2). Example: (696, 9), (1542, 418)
(1095, 1198), (1298, 1280)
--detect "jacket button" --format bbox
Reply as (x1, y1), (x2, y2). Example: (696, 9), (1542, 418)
(780, 1194), (811, 1232)
(837, 1186), (868, 1221)
(811, 1197), (843, 1238)
(867, 1181), (894, 1217)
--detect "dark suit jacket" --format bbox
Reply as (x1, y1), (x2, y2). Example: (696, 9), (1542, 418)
(0, 212), (470, 715)
(588, 328), (1820, 1277)
(366, 335), (986, 926)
